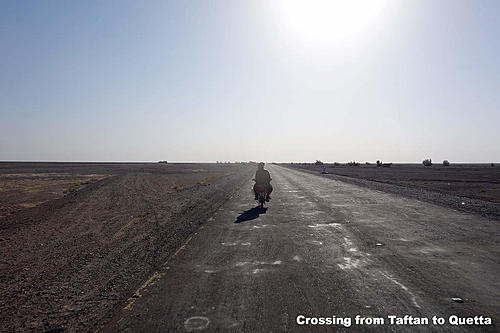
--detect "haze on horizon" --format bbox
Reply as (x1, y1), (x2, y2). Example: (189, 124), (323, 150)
(1, 0), (499, 163)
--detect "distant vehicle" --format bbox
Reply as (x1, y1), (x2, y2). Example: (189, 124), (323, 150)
(321, 167), (328, 174)
(423, 159), (432, 166)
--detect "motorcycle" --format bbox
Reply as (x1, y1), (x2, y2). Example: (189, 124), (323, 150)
(255, 186), (267, 209)
(252, 179), (268, 209)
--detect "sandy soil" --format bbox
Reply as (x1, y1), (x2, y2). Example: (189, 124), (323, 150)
(0, 173), (110, 220)
(0, 162), (254, 332)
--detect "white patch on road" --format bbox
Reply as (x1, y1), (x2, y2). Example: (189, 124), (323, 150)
(235, 261), (250, 267)
(256, 260), (281, 265)
(184, 316), (210, 331)
(293, 255), (302, 262)
(221, 241), (251, 246)
(381, 271), (421, 308)
(250, 224), (273, 229)
(236, 260), (282, 267)
(342, 237), (359, 252)
(204, 270), (215, 274)
(307, 240), (323, 245)
(308, 223), (342, 228)
(337, 237), (369, 268)
(338, 257), (362, 270)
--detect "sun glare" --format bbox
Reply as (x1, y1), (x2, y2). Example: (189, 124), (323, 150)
(276, 0), (389, 46)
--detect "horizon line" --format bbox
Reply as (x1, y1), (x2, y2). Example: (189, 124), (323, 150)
(0, 160), (498, 164)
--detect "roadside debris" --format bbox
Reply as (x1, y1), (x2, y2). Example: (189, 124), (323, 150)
(452, 297), (464, 303)
(376, 242), (384, 246)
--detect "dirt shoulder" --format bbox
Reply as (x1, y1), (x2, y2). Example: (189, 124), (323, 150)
(282, 164), (500, 221)
(0, 173), (111, 220)
(0, 163), (254, 332)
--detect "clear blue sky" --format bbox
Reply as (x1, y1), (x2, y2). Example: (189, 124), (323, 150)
(1, 0), (499, 162)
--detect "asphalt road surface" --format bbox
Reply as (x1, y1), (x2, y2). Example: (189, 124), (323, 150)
(103, 165), (499, 332)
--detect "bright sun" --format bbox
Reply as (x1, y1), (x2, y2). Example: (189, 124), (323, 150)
(275, 0), (389, 46)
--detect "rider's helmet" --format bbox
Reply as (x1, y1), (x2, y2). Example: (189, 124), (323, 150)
(258, 162), (265, 169)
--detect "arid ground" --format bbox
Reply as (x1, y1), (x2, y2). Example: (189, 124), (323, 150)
(0, 162), (498, 332)
(0, 162), (253, 332)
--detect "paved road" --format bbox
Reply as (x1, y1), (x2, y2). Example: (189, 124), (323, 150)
(103, 165), (499, 332)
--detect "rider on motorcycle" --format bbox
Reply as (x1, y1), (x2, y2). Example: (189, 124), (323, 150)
(253, 162), (273, 201)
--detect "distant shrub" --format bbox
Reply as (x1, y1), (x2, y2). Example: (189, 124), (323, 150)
(347, 161), (359, 166)
(491, 163), (495, 167)
(376, 160), (382, 167)
(423, 159), (432, 166)
(315, 160), (324, 165)
(443, 160), (450, 166)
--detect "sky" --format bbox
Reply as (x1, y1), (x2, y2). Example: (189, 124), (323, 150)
(1, 0), (499, 163)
